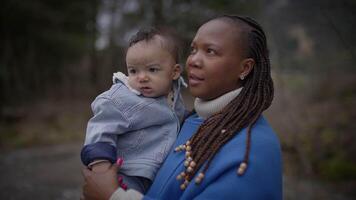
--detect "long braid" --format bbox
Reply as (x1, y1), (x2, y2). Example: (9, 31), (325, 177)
(175, 15), (274, 189)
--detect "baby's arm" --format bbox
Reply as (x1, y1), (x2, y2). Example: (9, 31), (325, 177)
(81, 95), (132, 166)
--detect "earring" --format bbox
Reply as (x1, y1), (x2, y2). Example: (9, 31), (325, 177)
(240, 75), (245, 80)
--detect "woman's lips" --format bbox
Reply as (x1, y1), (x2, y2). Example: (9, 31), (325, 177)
(189, 73), (204, 86)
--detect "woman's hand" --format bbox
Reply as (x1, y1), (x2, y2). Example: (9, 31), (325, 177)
(81, 160), (122, 200)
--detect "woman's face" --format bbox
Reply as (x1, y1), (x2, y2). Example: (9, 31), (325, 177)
(186, 19), (246, 100)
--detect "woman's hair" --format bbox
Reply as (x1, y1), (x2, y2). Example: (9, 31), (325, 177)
(176, 15), (274, 188)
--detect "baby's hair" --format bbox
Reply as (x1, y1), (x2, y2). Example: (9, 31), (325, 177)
(128, 27), (180, 63)
(177, 15), (274, 188)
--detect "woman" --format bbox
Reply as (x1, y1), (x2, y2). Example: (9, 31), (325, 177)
(82, 15), (282, 200)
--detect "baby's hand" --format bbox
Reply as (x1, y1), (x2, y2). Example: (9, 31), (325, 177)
(91, 161), (111, 173)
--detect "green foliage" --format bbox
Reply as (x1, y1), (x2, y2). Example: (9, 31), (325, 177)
(320, 157), (356, 181)
(0, 126), (20, 149)
(0, 100), (90, 151)
(0, 0), (99, 107)
(199, 0), (262, 14)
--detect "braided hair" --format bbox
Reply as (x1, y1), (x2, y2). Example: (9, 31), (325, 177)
(175, 15), (274, 189)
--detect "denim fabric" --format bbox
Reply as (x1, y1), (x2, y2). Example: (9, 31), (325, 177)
(81, 142), (117, 165)
(81, 79), (186, 181)
(117, 172), (152, 194)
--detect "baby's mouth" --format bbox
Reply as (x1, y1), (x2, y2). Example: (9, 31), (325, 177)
(140, 86), (153, 93)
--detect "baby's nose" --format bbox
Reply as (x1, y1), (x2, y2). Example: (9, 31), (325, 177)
(138, 73), (149, 82)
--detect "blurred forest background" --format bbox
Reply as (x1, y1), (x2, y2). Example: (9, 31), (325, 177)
(0, 0), (355, 199)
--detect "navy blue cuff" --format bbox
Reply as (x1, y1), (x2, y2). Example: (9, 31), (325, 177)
(80, 142), (117, 165)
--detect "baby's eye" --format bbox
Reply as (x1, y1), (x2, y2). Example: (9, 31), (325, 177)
(128, 69), (136, 74)
(149, 67), (159, 73)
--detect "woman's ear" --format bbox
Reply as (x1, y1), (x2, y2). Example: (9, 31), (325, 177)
(239, 58), (255, 80)
(172, 64), (181, 80)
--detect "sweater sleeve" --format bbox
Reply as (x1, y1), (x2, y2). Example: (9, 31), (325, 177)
(109, 188), (143, 200)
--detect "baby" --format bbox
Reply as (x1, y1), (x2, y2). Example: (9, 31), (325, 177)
(81, 27), (186, 193)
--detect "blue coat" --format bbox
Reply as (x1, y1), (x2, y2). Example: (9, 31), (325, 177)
(144, 114), (282, 200)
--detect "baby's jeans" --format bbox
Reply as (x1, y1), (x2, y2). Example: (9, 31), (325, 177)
(118, 172), (152, 194)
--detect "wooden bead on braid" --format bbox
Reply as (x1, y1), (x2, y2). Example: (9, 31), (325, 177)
(174, 144), (186, 152)
(176, 171), (186, 180)
(180, 179), (190, 190)
(186, 157), (192, 162)
(185, 151), (191, 158)
(184, 160), (190, 167)
(189, 161), (197, 168)
(237, 162), (248, 175)
(195, 172), (205, 184)
(174, 140), (199, 190)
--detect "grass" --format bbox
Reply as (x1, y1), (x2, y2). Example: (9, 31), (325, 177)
(0, 98), (91, 151)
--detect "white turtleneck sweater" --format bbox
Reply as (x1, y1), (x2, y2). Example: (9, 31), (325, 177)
(194, 87), (243, 119)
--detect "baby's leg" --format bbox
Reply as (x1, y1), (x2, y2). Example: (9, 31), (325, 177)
(117, 172), (152, 194)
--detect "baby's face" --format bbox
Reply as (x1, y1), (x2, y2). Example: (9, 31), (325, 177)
(126, 36), (180, 98)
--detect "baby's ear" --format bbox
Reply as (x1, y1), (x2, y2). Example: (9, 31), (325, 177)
(172, 64), (181, 80)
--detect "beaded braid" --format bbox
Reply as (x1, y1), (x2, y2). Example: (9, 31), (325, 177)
(175, 15), (274, 189)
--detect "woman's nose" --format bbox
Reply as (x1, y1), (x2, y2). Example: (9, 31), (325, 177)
(187, 52), (202, 69)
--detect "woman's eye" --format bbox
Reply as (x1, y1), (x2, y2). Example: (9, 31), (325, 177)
(190, 46), (197, 54)
(207, 48), (216, 55)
